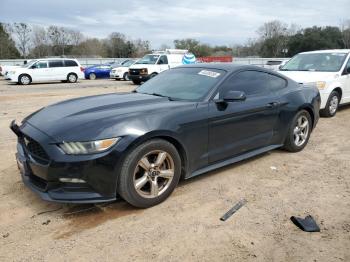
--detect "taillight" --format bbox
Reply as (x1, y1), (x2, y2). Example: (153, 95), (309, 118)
(80, 67), (84, 72)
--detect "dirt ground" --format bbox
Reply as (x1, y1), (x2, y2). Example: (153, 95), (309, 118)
(0, 77), (349, 262)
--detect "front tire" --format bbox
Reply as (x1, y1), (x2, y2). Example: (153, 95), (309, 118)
(18, 74), (31, 85)
(118, 139), (181, 208)
(123, 72), (130, 81)
(283, 110), (312, 152)
(132, 79), (141, 85)
(320, 91), (340, 117)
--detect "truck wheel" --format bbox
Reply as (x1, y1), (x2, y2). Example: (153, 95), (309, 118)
(132, 79), (141, 85)
(320, 91), (340, 117)
(149, 73), (157, 79)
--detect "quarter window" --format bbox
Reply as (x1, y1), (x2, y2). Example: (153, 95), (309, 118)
(220, 70), (287, 97)
(49, 60), (64, 68)
(64, 60), (78, 67)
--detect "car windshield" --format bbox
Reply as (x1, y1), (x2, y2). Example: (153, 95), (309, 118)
(122, 60), (135, 67)
(21, 60), (37, 68)
(135, 55), (159, 65)
(281, 52), (348, 72)
(136, 67), (226, 101)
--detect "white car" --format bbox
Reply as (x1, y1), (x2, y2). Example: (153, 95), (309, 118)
(0, 65), (21, 76)
(110, 59), (136, 81)
(6, 58), (84, 85)
(128, 49), (189, 84)
(279, 50), (350, 117)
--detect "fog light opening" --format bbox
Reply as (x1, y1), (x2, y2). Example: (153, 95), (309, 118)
(59, 178), (86, 183)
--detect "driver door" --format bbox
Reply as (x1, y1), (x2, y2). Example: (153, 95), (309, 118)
(157, 55), (170, 72)
(208, 70), (285, 163)
(29, 61), (49, 81)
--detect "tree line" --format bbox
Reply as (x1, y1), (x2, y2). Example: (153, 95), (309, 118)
(0, 19), (349, 59)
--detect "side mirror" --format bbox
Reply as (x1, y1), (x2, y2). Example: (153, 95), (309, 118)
(222, 91), (246, 102)
(278, 65), (283, 70)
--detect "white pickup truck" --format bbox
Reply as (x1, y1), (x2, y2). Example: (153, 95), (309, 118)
(128, 49), (195, 84)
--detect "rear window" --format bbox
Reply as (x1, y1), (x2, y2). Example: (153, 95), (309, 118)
(64, 60), (78, 67)
(49, 60), (64, 68)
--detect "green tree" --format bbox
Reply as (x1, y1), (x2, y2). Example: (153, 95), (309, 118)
(0, 23), (20, 59)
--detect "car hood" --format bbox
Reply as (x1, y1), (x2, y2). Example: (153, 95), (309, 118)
(278, 70), (338, 83)
(25, 92), (194, 141)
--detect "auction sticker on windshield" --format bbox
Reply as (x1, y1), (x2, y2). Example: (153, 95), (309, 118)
(198, 70), (221, 78)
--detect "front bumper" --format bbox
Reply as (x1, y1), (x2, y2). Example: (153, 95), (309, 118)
(10, 121), (120, 203)
(110, 72), (122, 79)
(129, 74), (150, 82)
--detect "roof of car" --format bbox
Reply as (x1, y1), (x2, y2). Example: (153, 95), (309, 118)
(299, 49), (350, 54)
(177, 63), (268, 73)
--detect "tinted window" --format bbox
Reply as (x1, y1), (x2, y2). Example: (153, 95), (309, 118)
(220, 70), (286, 97)
(49, 60), (64, 68)
(158, 55), (168, 64)
(33, 61), (47, 69)
(64, 60), (78, 67)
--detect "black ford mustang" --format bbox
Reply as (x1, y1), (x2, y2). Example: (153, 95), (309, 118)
(11, 64), (320, 208)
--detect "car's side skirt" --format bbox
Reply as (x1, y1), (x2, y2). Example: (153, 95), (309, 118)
(187, 144), (283, 179)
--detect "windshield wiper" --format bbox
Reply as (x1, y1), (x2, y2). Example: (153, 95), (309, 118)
(150, 93), (175, 101)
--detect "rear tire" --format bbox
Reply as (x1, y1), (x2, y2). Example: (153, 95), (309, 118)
(320, 91), (340, 117)
(118, 139), (181, 208)
(283, 110), (312, 152)
(18, 74), (31, 85)
(89, 73), (96, 80)
(67, 73), (77, 83)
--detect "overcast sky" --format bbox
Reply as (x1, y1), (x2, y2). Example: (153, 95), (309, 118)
(1, 0), (349, 47)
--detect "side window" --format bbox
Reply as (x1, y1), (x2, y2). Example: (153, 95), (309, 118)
(33, 61), (48, 69)
(220, 70), (286, 97)
(158, 55), (168, 65)
(64, 60), (78, 67)
(49, 60), (64, 68)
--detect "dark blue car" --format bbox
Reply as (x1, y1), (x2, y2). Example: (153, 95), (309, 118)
(84, 61), (134, 80)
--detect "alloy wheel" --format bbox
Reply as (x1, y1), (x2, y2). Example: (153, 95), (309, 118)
(133, 150), (175, 198)
(293, 115), (309, 147)
(329, 95), (339, 115)
(20, 75), (30, 85)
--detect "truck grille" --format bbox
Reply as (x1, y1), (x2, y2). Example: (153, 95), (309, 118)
(129, 69), (140, 76)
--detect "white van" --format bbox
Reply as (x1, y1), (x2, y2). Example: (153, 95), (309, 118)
(279, 50), (350, 117)
(6, 58), (84, 85)
(128, 49), (189, 84)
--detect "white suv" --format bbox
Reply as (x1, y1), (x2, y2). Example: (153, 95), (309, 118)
(279, 50), (350, 117)
(6, 58), (84, 85)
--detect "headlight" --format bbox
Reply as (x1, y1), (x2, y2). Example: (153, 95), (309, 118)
(140, 68), (148, 74)
(304, 81), (327, 90)
(59, 137), (120, 155)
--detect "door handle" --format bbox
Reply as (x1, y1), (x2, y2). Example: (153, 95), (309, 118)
(266, 102), (280, 108)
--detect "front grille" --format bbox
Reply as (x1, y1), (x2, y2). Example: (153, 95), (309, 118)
(129, 69), (140, 76)
(23, 136), (50, 162)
